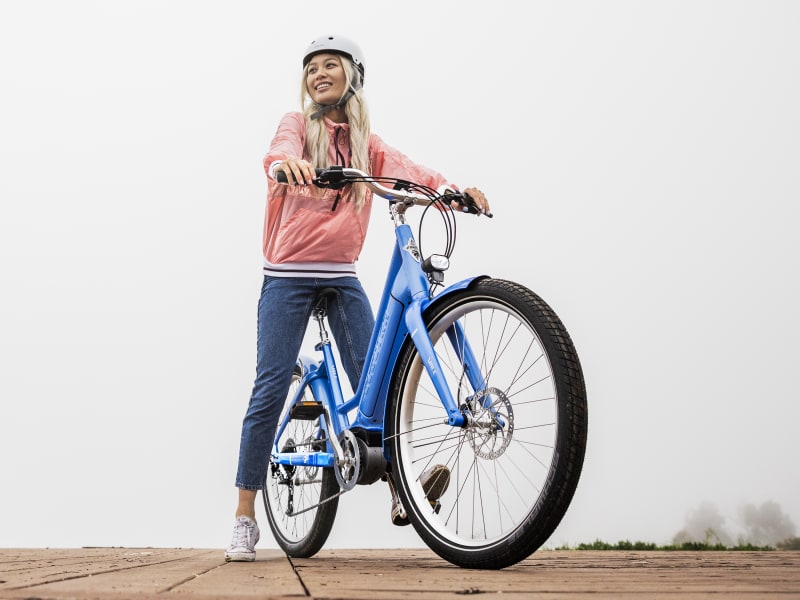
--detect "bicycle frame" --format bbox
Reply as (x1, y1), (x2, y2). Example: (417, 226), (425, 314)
(270, 199), (487, 470)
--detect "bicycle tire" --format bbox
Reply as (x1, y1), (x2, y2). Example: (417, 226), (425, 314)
(263, 366), (339, 557)
(387, 278), (587, 569)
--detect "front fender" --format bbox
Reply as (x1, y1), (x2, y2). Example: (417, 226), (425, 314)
(420, 275), (491, 314)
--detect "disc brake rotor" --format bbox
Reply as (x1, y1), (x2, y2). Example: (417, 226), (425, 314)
(466, 387), (514, 459)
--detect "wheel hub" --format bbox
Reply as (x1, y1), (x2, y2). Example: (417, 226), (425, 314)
(466, 387), (513, 459)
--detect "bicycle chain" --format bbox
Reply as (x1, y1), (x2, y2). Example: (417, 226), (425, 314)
(288, 486), (350, 517)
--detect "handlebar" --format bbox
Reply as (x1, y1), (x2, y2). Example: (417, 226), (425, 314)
(275, 166), (492, 218)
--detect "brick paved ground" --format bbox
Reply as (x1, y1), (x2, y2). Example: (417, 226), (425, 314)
(1, 548), (799, 599)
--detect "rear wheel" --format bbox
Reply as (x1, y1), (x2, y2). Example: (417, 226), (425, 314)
(263, 366), (339, 557)
(387, 278), (587, 569)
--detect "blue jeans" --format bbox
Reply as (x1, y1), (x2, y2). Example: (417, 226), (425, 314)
(235, 276), (375, 490)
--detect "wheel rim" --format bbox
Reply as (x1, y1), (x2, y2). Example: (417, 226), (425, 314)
(265, 378), (325, 544)
(395, 297), (559, 549)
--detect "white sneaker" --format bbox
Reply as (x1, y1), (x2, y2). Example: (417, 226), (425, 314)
(224, 515), (260, 562)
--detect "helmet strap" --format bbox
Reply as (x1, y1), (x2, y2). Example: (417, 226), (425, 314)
(310, 88), (356, 120)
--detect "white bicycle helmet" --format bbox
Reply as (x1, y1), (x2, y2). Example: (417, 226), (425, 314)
(303, 35), (365, 80)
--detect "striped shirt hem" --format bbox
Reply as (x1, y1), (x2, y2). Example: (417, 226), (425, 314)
(262, 259), (357, 279)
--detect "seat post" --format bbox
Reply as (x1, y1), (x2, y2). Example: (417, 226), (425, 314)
(313, 305), (330, 347)
(313, 288), (337, 348)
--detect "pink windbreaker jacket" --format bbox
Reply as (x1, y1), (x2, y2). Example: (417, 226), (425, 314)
(262, 112), (454, 278)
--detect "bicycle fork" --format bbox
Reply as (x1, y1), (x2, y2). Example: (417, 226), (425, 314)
(404, 298), (504, 430)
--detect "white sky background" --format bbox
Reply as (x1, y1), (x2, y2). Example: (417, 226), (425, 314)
(1, 1), (798, 550)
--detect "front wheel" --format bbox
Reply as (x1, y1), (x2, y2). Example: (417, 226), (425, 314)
(263, 366), (339, 557)
(387, 278), (588, 569)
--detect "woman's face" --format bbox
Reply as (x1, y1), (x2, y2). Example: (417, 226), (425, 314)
(306, 52), (347, 105)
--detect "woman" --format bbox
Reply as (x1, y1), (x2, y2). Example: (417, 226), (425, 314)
(226, 35), (490, 562)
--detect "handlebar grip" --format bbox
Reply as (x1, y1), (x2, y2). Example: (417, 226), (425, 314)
(274, 167), (326, 185)
(461, 206), (494, 218)
(460, 192), (494, 219)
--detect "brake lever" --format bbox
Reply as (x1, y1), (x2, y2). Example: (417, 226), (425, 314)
(447, 192), (494, 218)
(314, 166), (348, 190)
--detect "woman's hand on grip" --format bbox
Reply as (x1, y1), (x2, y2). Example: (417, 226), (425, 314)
(275, 158), (315, 185)
(452, 187), (491, 217)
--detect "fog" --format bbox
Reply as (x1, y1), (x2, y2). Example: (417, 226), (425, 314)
(674, 501), (797, 547)
(1, 1), (798, 551)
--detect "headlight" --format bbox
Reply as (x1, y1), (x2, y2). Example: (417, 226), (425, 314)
(422, 254), (449, 272)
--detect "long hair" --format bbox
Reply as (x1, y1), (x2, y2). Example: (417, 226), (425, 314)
(301, 55), (371, 209)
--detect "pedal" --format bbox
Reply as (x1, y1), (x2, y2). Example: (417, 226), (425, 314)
(290, 400), (325, 420)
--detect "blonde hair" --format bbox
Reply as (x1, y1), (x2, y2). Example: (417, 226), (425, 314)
(301, 55), (371, 209)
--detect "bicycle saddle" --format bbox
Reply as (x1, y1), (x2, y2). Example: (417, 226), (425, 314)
(313, 288), (338, 312)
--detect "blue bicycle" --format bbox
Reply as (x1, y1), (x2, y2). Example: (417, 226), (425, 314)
(263, 167), (588, 569)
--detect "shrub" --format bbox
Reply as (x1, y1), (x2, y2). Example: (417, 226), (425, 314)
(777, 537), (800, 550)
